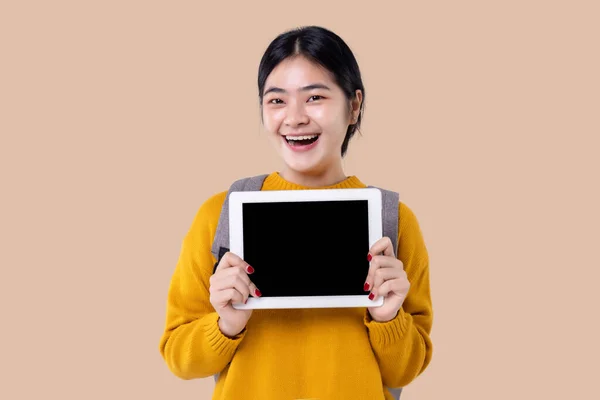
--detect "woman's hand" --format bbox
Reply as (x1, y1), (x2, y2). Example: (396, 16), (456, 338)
(364, 237), (410, 322)
(209, 252), (261, 337)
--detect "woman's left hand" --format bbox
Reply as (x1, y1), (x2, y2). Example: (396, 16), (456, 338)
(364, 237), (411, 322)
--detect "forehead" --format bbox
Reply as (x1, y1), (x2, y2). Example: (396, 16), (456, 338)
(264, 56), (336, 90)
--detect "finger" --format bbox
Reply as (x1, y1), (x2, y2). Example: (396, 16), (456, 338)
(224, 266), (261, 298)
(215, 252), (254, 274)
(371, 266), (401, 293)
(210, 288), (244, 307)
(230, 275), (252, 302)
(368, 236), (395, 259)
(248, 280), (262, 298)
(364, 255), (400, 292)
(210, 272), (252, 302)
(222, 265), (253, 286)
(373, 276), (410, 298)
(210, 268), (261, 301)
(210, 265), (248, 291)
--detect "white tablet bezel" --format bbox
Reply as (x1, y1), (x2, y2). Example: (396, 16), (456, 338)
(228, 188), (384, 310)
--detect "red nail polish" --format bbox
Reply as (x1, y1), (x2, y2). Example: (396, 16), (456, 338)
(364, 282), (370, 291)
(244, 298), (248, 304)
(246, 265), (254, 274)
(367, 253), (372, 262)
(255, 289), (262, 297)
(368, 293), (375, 300)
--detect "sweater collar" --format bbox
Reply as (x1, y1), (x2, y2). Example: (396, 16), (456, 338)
(262, 172), (367, 191)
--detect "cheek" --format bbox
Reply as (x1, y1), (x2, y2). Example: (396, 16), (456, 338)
(309, 105), (348, 140)
(307, 106), (325, 123)
(262, 108), (285, 134)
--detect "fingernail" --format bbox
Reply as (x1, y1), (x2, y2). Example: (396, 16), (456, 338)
(246, 265), (254, 274)
(255, 288), (262, 297)
(368, 292), (375, 300)
(367, 253), (372, 262)
(364, 282), (370, 291)
(244, 298), (248, 304)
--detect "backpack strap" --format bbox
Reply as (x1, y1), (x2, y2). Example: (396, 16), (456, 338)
(211, 174), (269, 267)
(368, 186), (400, 258)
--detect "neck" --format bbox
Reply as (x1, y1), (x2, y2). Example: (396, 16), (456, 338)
(279, 162), (347, 188)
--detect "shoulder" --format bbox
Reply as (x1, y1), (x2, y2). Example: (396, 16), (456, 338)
(185, 190), (228, 240)
(396, 201), (429, 273)
(187, 173), (270, 232)
(200, 190), (228, 215)
(398, 201), (420, 229)
(368, 185), (423, 237)
(375, 186), (421, 231)
(397, 201), (426, 240)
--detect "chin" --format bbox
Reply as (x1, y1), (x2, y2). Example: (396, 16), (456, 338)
(284, 159), (319, 174)
(283, 156), (330, 177)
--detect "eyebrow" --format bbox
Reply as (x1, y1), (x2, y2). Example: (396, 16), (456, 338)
(263, 83), (331, 96)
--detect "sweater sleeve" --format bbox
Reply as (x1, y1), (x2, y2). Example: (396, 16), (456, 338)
(364, 202), (434, 388)
(158, 192), (246, 380)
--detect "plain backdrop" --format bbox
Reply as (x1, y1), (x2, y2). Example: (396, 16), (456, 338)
(1, 1), (599, 399)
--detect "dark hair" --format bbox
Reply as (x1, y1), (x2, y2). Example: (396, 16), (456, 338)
(257, 26), (365, 157)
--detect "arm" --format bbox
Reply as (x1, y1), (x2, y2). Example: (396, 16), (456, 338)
(364, 202), (433, 388)
(158, 193), (245, 379)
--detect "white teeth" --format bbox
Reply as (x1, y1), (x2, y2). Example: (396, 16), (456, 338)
(286, 135), (318, 140)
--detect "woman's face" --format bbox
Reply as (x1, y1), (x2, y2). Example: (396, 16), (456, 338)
(261, 56), (362, 180)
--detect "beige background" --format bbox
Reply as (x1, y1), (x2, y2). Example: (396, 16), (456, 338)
(1, 1), (599, 399)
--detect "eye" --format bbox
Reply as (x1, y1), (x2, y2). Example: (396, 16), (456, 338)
(268, 98), (284, 104)
(308, 95), (323, 102)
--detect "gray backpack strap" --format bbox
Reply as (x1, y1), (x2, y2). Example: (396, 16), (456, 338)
(369, 186), (402, 399)
(210, 174), (269, 263)
(388, 387), (403, 399)
(368, 186), (400, 257)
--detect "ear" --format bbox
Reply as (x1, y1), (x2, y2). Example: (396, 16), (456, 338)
(349, 89), (363, 124)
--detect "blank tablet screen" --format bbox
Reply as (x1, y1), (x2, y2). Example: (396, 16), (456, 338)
(242, 200), (370, 297)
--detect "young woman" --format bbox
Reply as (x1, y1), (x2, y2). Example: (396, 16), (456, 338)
(159, 26), (433, 400)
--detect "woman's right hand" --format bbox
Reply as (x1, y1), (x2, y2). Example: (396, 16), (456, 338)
(209, 252), (261, 337)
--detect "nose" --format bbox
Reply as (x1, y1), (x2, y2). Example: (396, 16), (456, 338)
(283, 101), (309, 127)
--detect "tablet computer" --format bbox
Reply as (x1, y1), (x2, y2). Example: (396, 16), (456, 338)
(228, 188), (384, 309)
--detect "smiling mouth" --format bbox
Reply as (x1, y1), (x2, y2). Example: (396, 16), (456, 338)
(283, 134), (320, 146)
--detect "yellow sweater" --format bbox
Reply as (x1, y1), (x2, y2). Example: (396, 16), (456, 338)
(159, 172), (433, 400)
